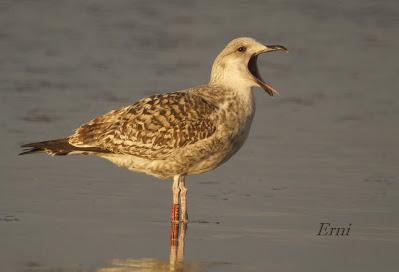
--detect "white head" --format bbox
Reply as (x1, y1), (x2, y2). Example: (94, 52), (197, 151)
(209, 37), (287, 96)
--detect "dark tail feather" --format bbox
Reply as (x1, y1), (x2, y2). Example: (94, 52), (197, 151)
(19, 138), (75, 156)
(19, 138), (110, 156)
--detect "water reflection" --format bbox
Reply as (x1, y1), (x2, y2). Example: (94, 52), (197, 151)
(98, 222), (203, 272)
(169, 222), (187, 271)
(23, 222), (230, 272)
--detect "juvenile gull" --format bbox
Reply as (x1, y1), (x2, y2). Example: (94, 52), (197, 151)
(20, 37), (287, 222)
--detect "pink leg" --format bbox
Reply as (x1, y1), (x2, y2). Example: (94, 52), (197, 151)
(178, 176), (188, 223)
(171, 175), (181, 222)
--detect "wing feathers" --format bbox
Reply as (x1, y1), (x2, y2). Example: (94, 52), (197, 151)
(68, 90), (219, 159)
(19, 138), (110, 156)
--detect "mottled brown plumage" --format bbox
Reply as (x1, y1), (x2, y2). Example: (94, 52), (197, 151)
(20, 37), (287, 222)
(69, 89), (219, 160)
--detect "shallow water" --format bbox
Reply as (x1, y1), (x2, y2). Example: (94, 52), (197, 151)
(1, 0), (399, 271)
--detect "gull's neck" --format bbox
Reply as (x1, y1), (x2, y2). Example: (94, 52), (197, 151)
(207, 66), (256, 129)
(208, 72), (254, 104)
(209, 57), (254, 99)
(206, 77), (255, 119)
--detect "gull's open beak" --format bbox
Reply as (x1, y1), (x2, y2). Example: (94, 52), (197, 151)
(248, 44), (288, 96)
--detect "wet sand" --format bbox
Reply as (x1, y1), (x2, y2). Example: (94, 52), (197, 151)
(1, 0), (398, 271)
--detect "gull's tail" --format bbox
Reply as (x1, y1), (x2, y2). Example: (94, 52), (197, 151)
(19, 138), (76, 156)
(19, 138), (110, 156)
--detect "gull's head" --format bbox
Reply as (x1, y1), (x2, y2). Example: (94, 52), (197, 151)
(210, 37), (287, 96)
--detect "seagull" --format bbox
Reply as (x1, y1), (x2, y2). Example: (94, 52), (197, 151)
(20, 37), (287, 223)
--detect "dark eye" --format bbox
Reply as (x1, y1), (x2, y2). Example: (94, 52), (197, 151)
(237, 46), (246, 52)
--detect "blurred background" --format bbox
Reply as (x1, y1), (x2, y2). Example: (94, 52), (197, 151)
(0, 0), (398, 271)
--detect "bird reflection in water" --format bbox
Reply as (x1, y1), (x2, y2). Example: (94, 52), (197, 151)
(169, 222), (187, 271)
(98, 222), (201, 272)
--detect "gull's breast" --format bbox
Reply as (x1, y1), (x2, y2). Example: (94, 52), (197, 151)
(187, 90), (256, 174)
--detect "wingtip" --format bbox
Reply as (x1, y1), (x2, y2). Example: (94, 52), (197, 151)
(19, 143), (34, 155)
(20, 143), (35, 148)
(18, 147), (39, 155)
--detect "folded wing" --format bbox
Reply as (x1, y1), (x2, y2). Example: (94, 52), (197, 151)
(68, 90), (219, 159)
